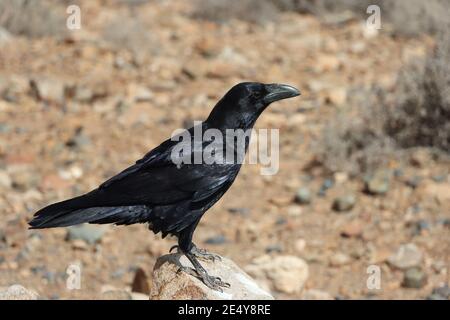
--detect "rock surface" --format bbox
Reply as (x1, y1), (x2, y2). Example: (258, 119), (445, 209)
(0, 284), (39, 300)
(150, 253), (274, 300)
(387, 243), (423, 270)
(244, 255), (309, 294)
(66, 224), (108, 244)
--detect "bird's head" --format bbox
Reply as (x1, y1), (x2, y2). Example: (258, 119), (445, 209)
(206, 82), (301, 129)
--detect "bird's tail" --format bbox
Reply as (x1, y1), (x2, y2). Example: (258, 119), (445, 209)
(28, 189), (143, 229)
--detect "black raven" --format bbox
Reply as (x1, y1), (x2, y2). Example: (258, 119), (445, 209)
(29, 82), (300, 291)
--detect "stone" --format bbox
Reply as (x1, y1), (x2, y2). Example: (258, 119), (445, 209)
(65, 130), (92, 149)
(0, 284), (39, 300)
(131, 267), (150, 294)
(365, 175), (390, 195)
(332, 194), (356, 212)
(302, 289), (334, 300)
(329, 252), (351, 267)
(287, 205), (303, 217)
(66, 224), (108, 244)
(295, 187), (311, 205)
(427, 293), (448, 300)
(325, 87), (347, 106)
(318, 178), (334, 196)
(402, 268), (427, 288)
(410, 149), (431, 167)
(29, 78), (65, 104)
(428, 285), (450, 300)
(150, 253), (273, 300)
(131, 292), (149, 300)
(422, 182), (450, 203)
(0, 27), (11, 47)
(245, 255), (309, 294)
(100, 290), (132, 300)
(71, 239), (88, 250)
(265, 244), (283, 253)
(133, 86), (154, 103)
(0, 170), (12, 188)
(340, 220), (363, 238)
(74, 86), (95, 103)
(405, 176), (422, 189)
(387, 243), (423, 270)
(294, 238), (306, 253)
(204, 235), (227, 245)
(315, 54), (340, 72)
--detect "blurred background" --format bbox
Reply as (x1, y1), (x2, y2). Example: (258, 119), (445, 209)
(0, 0), (449, 299)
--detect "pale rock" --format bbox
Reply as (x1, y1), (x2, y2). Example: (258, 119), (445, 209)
(334, 172), (348, 184)
(73, 86), (94, 103)
(387, 243), (423, 270)
(287, 205), (303, 217)
(66, 224), (108, 244)
(131, 292), (149, 300)
(302, 289), (334, 300)
(100, 289), (132, 300)
(134, 86), (154, 103)
(325, 87), (347, 106)
(0, 285), (39, 300)
(29, 78), (65, 104)
(329, 252), (351, 267)
(340, 220), (363, 238)
(0, 27), (11, 47)
(0, 170), (12, 188)
(350, 41), (366, 54)
(422, 182), (450, 204)
(151, 253), (273, 300)
(287, 114), (306, 127)
(294, 238), (306, 253)
(314, 54), (340, 72)
(362, 23), (379, 39)
(245, 255), (309, 294)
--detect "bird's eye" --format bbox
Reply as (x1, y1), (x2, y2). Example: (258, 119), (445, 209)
(252, 92), (262, 99)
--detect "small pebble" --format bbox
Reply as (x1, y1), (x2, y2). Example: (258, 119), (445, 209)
(332, 194), (356, 212)
(204, 235), (227, 245)
(402, 267), (427, 288)
(295, 187), (311, 204)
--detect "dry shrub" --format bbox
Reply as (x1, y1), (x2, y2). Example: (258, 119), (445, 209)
(192, 0), (449, 36)
(191, 0), (281, 24)
(385, 31), (450, 151)
(316, 88), (395, 176)
(0, 0), (67, 38)
(380, 0), (449, 36)
(280, 0), (449, 36)
(102, 16), (158, 56)
(316, 31), (449, 175)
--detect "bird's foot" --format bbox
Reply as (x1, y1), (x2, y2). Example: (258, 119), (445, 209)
(170, 244), (222, 262)
(175, 250), (230, 292)
(177, 265), (230, 292)
(201, 273), (230, 292)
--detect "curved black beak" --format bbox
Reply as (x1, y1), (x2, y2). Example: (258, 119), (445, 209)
(263, 83), (301, 104)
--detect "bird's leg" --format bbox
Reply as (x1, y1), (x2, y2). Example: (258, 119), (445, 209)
(190, 243), (222, 262)
(175, 222), (230, 291)
(169, 243), (221, 262)
(184, 251), (230, 292)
